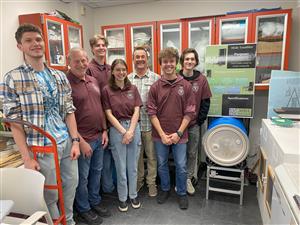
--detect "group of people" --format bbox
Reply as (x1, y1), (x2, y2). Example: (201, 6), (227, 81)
(1, 23), (211, 225)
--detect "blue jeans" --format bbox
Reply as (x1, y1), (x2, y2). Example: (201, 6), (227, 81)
(109, 121), (141, 202)
(75, 137), (104, 213)
(154, 141), (187, 196)
(38, 138), (78, 225)
(101, 149), (115, 193)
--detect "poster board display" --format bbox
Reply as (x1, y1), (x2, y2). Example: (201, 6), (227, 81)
(205, 44), (256, 118)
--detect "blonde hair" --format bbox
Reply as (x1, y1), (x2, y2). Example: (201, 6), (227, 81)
(89, 34), (108, 49)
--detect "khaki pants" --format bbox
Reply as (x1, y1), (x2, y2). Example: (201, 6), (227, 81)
(187, 124), (200, 179)
(137, 130), (157, 187)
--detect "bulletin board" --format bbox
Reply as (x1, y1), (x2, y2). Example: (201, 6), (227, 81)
(205, 44), (256, 118)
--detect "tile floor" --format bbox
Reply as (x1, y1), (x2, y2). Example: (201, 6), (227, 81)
(75, 177), (262, 225)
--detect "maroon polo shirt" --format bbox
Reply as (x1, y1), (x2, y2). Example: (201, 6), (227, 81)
(67, 71), (106, 142)
(102, 83), (143, 122)
(147, 75), (196, 143)
(86, 58), (111, 92)
(180, 70), (212, 126)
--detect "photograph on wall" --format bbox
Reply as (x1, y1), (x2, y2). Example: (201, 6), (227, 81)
(267, 70), (300, 118)
(205, 44), (256, 118)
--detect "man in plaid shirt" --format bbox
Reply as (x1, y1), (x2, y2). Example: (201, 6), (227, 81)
(128, 46), (160, 197)
(0, 23), (80, 225)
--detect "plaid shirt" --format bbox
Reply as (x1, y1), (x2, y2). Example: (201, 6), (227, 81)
(0, 63), (75, 146)
(128, 69), (160, 132)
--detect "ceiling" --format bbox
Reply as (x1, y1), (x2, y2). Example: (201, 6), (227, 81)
(60, 0), (159, 8)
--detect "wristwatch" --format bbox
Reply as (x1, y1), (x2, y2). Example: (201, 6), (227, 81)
(71, 137), (80, 143)
(176, 130), (183, 138)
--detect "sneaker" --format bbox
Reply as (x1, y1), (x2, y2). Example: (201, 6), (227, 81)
(178, 195), (189, 210)
(130, 197), (141, 209)
(137, 182), (144, 192)
(78, 210), (103, 224)
(187, 178), (195, 195)
(118, 201), (128, 212)
(92, 203), (111, 218)
(157, 190), (170, 204)
(148, 184), (158, 197)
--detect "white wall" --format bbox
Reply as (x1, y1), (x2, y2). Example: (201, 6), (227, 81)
(0, 0), (94, 77)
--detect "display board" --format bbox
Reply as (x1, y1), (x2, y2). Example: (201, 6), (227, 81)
(205, 44), (256, 118)
(268, 70), (300, 118)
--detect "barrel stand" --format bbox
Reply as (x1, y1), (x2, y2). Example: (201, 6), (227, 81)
(206, 165), (245, 205)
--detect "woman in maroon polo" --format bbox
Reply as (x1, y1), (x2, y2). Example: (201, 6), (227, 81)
(102, 59), (142, 212)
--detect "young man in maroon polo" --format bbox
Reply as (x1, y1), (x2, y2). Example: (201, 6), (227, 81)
(67, 48), (111, 224)
(147, 47), (196, 210)
(86, 34), (111, 90)
(179, 48), (212, 195)
(86, 34), (115, 194)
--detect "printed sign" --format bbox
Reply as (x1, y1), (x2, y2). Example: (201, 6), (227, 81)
(205, 44), (256, 118)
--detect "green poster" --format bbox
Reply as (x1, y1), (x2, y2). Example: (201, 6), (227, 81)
(205, 44), (256, 118)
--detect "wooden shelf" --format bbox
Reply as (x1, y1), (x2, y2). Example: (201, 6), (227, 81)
(257, 52), (282, 55)
(258, 35), (283, 42)
(256, 66), (281, 69)
(221, 38), (245, 44)
(255, 83), (269, 91)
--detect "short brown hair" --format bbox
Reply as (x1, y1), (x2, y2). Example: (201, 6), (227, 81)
(158, 47), (179, 65)
(15, 23), (43, 44)
(109, 59), (131, 90)
(180, 48), (199, 67)
(89, 34), (108, 49)
(132, 46), (149, 59)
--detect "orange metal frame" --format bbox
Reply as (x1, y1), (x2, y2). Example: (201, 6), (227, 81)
(102, 23), (131, 70)
(65, 20), (84, 52)
(181, 16), (217, 49)
(42, 15), (69, 71)
(127, 21), (158, 73)
(3, 118), (66, 225)
(156, 19), (183, 73)
(253, 9), (292, 91)
(102, 22), (158, 73)
(252, 9), (292, 71)
(215, 12), (254, 45)
(100, 9), (292, 90)
(19, 13), (83, 72)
